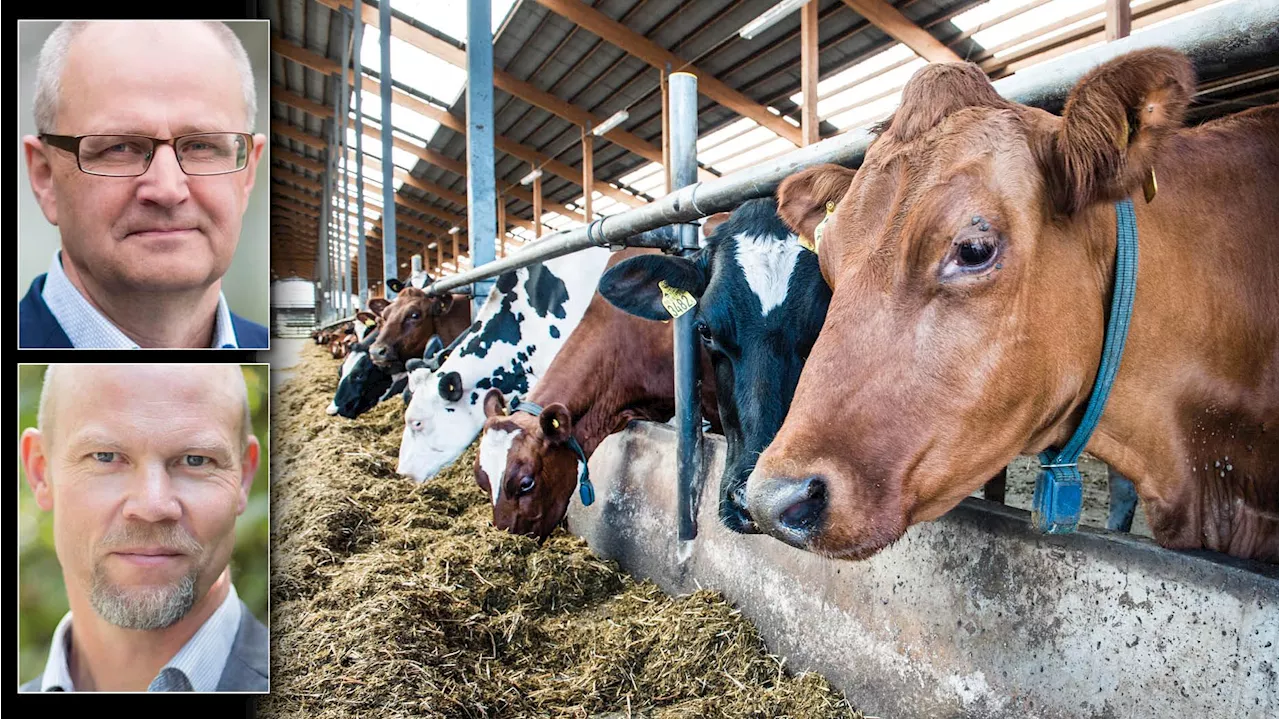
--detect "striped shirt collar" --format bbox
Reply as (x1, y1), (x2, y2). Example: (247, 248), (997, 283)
(41, 250), (240, 349)
(40, 583), (244, 692)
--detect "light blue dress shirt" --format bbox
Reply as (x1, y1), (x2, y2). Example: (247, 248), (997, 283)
(38, 583), (245, 692)
(40, 250), (240, 349)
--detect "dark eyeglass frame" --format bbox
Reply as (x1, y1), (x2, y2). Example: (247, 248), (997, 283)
(38, 132), (255, 177)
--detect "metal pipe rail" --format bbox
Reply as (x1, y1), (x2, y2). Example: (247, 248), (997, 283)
(422, 0), (1276, 297)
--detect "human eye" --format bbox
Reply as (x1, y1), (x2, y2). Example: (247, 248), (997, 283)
(182, 455), (213, 468)
(93, 451), (119, 463)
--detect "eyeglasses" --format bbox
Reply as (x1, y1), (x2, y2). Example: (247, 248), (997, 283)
(39, 132), (254, 177)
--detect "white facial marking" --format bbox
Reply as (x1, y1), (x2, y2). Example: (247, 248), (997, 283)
(734, 232), (801, 317)
(479, 428), (520, 507)
(339, 350), (362, 380)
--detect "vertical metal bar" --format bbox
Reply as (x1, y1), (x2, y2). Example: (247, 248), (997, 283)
(669, 71), (703, 542)
(800, 0), (820, 146)
(582, 125), (594, 219)
(661, 64), (671, 195)
(319, 131), (332, 323)
(532, 170), (543, 239)
(379, 0), (398, 300)
(339, 9), (353, 316)
(467, 0), (497, 316)
(353, 0), (368, 308)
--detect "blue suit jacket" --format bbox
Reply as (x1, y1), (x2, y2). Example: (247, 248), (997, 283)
(19, 273), (269, 349)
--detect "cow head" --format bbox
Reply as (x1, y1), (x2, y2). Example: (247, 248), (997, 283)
(368, 288), (457, 368)
(599, 198), (835, 533)
(327, 329), (399, 418)
(475, 390), (580, 540)
(745, 50), (1195, 559)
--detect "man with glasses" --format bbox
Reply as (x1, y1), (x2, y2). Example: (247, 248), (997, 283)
(20, 21), (269, 349)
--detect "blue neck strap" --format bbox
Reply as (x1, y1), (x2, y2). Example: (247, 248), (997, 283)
(510, 399), (596, 507)
(1032, 198), (1139, 534)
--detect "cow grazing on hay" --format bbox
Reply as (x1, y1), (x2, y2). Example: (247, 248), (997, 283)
(475, 248), (722, 541)
(744, 49), (1277, 562)
(397, 248), (612, 482)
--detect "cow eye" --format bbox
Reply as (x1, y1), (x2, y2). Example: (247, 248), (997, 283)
(409, 311), (422, 320)
(956, 241), (996, 266)
(519, 475), (535, 494)
(695, 321), (712, 343)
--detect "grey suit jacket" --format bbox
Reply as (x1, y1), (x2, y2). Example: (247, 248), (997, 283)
(19, 600), (269, 692)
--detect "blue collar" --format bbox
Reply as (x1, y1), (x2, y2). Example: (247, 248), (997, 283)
(510, 398), (596, 507)
(1032, 198), (1139, 533)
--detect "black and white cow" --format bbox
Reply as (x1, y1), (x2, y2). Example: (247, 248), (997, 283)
(397, 247), (612, 481)
(599, 199), (827, 532)
(600, 197), (1140, 535)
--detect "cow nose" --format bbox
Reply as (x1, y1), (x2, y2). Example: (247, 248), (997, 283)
(749, 475), (827, 547)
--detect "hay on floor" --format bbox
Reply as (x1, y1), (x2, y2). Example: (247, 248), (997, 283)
(263, 343), (863, 719)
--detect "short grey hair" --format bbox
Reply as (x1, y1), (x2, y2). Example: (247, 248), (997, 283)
(33, 20), (257, 134)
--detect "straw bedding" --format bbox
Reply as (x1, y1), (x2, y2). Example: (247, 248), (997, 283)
(261, 343), (862, 719)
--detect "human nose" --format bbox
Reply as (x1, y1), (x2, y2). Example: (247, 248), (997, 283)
(135, 143), (191, 208)
(121, 461), (183, 523)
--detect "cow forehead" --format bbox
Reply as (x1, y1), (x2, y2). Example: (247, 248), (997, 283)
(730, 231), (802, 317)
(479, 427), (521, 507)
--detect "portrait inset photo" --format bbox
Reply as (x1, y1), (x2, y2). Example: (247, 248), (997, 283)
(17, 20), (271, 349)
(18, 364), (270, 693)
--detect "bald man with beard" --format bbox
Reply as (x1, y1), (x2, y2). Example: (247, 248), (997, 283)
(19, 364), (268, 692)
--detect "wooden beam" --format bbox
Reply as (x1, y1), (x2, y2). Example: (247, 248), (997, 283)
(271, 120), (328, 150)
(272, 146), (326, 174)
(1106, 0), (1131, 41)
(840, 0), (962, 63)
(534, 0), (801, 146)
(308, 0), (666, 165)
(801, 0), (821, 146)
(272, 86), (335, 119)
(582, 128), (594, 219)
(271, 35), (646, 208)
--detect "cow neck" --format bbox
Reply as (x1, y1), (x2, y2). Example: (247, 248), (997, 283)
(1032, 198), (1139, 534)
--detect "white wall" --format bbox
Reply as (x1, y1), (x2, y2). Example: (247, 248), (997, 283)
(16, 19), (270, 325)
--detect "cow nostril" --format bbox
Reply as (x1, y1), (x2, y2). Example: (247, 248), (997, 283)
(407, 418), (423, 432)
(777, 477), (826, 532)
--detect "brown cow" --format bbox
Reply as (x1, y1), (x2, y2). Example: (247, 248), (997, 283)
(475, 248), (721, 540)
(747, 49), (1278, 562)
(367, 288), (472, 369)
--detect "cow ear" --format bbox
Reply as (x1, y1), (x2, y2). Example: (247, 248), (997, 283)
(598, 254), (705, 322)
(539, 403), (573, 444)
(700, 212), (732, 240)
(387, 278), (406, 293)
(368, 298), (391, 317)
(474, 450), (491, 495)
(1047, 48), (1194, 215)
(776, 164), (857, 240)
(355, 311), (378, 328)
(482, 388), (508, 419)
(430, 293), (456, 316)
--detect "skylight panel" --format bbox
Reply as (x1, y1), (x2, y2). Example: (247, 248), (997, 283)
(394, 0), (519, 43)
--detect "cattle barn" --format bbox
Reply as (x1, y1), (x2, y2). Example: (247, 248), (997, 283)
(264, 0), (1279, 717)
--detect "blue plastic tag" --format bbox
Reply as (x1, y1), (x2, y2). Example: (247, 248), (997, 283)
(1032, 457), (1083, 534)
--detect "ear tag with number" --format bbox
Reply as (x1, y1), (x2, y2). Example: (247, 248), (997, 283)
(658, 280), (696, 318)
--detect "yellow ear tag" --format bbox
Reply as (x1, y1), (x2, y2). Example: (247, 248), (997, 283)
(1143, 167), (1157, 203)
(551, 418), (560, 429)
(657, 280), (696, 318)
(805, 200), (837, 254)
(363, 319), (376, 327)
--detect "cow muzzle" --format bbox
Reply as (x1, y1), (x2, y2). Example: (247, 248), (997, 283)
(746, 474), (827, 548)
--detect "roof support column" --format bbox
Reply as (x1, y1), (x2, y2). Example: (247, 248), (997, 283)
(353, 0), (369, 308)
(378, 0), (398, 299)
(582, 126), (594, 219)
(466, 0), (497, 314)
(532, 168), (543, 239)
(1106, 0), (1131, 41)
